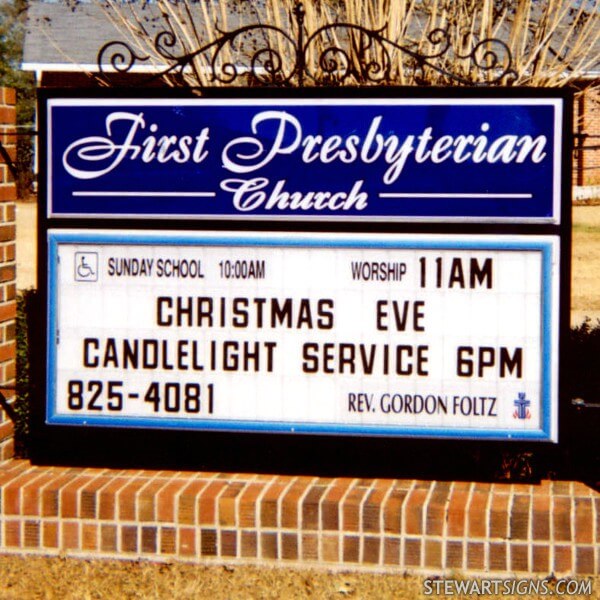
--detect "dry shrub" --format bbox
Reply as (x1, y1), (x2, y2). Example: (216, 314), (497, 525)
(96, 0), (600, 89)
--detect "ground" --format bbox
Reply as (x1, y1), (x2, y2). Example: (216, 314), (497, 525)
(0, 555), (598, 599)
(571, 205), (600, 324)
(5, 201), (600, 599)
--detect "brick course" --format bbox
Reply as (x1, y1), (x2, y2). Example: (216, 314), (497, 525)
(0, 459), (597, 575)
(0, 88), (17, 460)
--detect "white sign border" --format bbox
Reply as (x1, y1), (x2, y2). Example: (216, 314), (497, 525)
(46, 96), (563, 224)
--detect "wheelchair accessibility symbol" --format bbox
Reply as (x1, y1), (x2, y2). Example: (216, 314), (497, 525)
(74, 252), (98, 282)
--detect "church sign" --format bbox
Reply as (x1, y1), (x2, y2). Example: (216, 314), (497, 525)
(36, 89), (570, 449)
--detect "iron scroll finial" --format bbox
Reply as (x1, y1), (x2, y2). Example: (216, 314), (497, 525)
(97, 1), (518, 87)
(293, 1), (305, 25)
(294, 2), (306, 87)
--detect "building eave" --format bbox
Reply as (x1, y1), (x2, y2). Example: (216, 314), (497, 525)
(21, 61), (164, 74)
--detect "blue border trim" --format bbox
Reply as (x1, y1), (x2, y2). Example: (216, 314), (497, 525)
(45, 414), (552, 441)
(542, 243), (554, 440)
(46, 230), (557, 442)
(48, 230), (553, 250)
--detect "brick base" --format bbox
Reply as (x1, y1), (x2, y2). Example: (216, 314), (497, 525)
(0, 436), (13, 462)
(0, 459), (597, 575)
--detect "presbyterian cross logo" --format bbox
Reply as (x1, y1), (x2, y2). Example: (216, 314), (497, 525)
(513, 393), (531, 419)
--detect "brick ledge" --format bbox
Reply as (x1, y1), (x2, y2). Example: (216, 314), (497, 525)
(0, 459), (597, 575)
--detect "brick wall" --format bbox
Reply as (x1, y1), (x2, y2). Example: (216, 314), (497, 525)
(574, 89), (600, 187)
(0, 88), (17, 461)
(0, 461), (598, 576)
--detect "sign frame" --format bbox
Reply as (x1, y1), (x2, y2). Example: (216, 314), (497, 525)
(31, 86), (573, 471)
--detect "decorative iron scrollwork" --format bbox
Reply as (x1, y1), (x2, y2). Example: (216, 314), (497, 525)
(97, 2), (518, 87)
(97, 41), (151, 75)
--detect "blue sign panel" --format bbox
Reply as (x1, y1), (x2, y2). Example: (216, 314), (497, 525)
(46, 96), (563, 222)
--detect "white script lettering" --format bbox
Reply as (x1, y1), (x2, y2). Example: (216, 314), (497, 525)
(220, 112), (548, 183)
(62, 110), (549, 184)
(62, 112), (210, 179)
(221, 178), (369, 212)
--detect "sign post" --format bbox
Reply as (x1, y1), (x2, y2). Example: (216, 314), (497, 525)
(34, 88), (571, 467)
